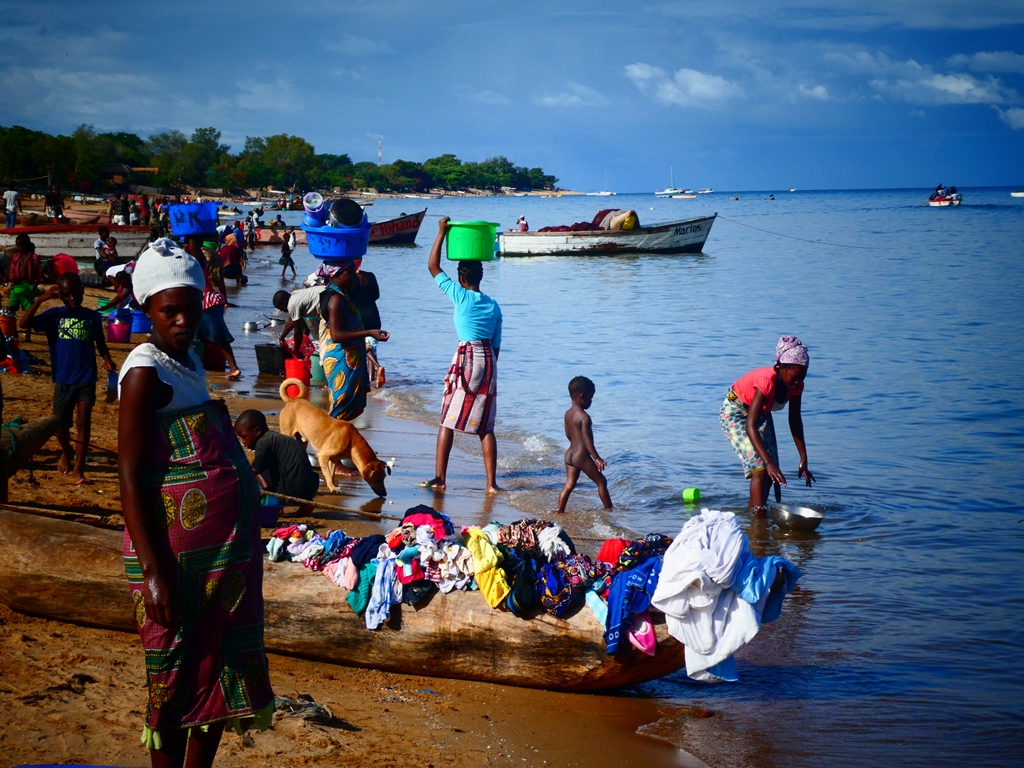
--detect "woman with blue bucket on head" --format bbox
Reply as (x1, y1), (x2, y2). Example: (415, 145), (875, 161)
(420, 217), (503, 493)
(317, 260), (389, 420)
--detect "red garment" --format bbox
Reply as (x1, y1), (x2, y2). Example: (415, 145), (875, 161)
(219, 243), (242, 268)
(51, 253), (79, 276)
(8, 251), (41, 283)
(731, 367), (804, 411)
(597, 538), (629, 566)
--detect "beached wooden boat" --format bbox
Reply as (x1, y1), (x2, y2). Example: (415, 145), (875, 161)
(369, 209), (426, 245)
(0, 224), (151, 263)
(0, 509), (687, 692)
(499, 214), (716, 257)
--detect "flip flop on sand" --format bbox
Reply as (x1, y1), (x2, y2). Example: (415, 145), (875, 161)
(417, 479), (445, 490)
(226, 370), (242, 380)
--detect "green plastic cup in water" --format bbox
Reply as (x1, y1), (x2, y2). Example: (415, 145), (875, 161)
(682, 487), (701, 503)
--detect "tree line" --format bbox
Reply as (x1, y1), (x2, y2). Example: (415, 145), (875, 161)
(0, 124), (558, 194)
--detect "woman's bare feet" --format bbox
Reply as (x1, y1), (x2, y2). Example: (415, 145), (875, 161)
(226, 369), (242, 380)
(418, 477), (446, 491)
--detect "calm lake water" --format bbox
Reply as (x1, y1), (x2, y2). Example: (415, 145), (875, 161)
(221, 188), (1023, 767)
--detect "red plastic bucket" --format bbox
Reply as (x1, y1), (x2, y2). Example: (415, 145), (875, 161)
(283, 357), (311, 398)
(0, 312), (16, 337)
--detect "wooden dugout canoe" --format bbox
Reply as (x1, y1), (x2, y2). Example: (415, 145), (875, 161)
(0, 509), (687, 692)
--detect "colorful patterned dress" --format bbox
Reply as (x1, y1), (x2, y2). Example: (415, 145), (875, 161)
(318, 283), (369, 420)
(120, 345), (273, 741)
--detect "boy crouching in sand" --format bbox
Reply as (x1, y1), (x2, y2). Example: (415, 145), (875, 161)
(556, 375), (613, 513)
(20, 273), (115, 484)
(235, 409), (319, 514)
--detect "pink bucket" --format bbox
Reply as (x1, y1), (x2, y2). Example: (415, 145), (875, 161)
(107, 320), (131, 343)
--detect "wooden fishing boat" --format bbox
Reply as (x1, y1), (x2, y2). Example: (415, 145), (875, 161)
(0, 509), (687, 692)
(0, 224), (151, 263)
(369, 209), (426, 245)
(255, 227), (306, 245)
(499, 214), (716, 257)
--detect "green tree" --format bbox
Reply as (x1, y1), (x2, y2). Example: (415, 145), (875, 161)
(145, 130), (188, 186)
(423, 153), (467, 190)
(262, 134), (315, 190)
(169, 127), (228, 187)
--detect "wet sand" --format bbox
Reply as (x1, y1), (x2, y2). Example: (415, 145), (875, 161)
(0, 285), (700, 767)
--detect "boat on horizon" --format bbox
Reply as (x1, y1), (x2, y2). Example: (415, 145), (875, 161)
(499, 213), (716, 257)
(697, 188), (713, 194)
(1010, 191), (1024, 198)
(929, 186), (962, 207)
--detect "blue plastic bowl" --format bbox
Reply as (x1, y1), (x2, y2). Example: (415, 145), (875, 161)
(303, 214), (371, 260)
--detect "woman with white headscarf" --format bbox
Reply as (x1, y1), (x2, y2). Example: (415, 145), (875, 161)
(720, 336), (816, 511)
(117, 239), (273, 766)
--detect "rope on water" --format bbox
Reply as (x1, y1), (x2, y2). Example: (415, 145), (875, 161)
(716, 213), (883, 250)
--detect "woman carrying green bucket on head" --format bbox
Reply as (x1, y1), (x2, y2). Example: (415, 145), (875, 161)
(721, 336), (816, 511)
(420, 217), (503, 493)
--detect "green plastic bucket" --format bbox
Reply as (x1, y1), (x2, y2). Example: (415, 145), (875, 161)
(446, 221), (498, 261)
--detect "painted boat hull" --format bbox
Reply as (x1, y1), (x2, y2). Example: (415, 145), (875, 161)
(255, 227), (306, 245)
(369, 209), (426, 244)
(0, 509), (687, 692)
(928, 196), (961, 207)
(0, 224), (151, 262)
(500, 214), (716, 256)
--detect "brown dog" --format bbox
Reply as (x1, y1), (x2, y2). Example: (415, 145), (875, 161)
(279, 378), (391, 497)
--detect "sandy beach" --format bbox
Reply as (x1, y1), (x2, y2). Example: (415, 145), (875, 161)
(0, 284), (702, 768)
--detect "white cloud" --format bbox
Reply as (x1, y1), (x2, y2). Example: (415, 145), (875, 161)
(453, 86), (511, 106)
(328, 34), (391, 57)
(947, 51), (1024, 75)
(996, 107), (1024, 129)
(625, 63), (741, 107)
(798, 83), (829, 100)
(535, 82), (609, 108)
(871, 71), (1019, 106)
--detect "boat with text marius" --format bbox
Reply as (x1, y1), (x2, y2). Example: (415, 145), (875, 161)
(368, 209), (426, 245)
(499, 213), (716, 257)
(0, 509), (686, 692)
(928, 185), (962, 207)
(0, 224), (151, 263)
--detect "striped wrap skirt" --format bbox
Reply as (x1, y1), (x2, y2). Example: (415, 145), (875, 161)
(440, 340), (496, 435)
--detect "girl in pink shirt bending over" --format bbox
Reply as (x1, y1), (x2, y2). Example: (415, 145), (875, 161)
(721, 336), (816, 511)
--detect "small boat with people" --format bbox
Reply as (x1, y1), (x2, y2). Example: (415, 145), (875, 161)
(929, 184), (962, 207)
(0, 223), (151, 264)
(499, 211), (716, 257)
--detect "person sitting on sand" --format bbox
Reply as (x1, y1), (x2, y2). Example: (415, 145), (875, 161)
(235, 409), (318, 514)
(117, 238), (273, 767)
(721, 336), (816, 511)
(20, 273), (115, 484)
(556, 376), (612, 513)
(273, 287), (324, 358)
(420, 217), (502, 493)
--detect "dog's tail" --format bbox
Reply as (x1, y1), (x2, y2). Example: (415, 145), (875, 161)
(280, 378), (309, 402)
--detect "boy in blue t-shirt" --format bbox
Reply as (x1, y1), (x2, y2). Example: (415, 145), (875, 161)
(20, 273), (115, 484)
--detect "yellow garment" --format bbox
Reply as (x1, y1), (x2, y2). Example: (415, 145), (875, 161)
(465, 528), (511, 608)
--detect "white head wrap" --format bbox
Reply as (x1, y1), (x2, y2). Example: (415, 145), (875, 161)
(776, 336), (809, 367)
(132, 238), (206, 305)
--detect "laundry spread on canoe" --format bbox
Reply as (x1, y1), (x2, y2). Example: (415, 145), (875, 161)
(266, 505), (800, 681)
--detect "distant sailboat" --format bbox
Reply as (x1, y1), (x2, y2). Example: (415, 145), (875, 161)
(587, 170), (615, 196)
(656, 167), (682, 197)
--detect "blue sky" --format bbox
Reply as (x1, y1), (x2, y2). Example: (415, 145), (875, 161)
(2, 0), (1022, 191)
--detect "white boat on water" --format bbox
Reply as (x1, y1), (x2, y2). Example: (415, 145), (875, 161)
(499, 214), (716, 257)
(697, 188), (713, 194)
(1010, 191), (1024, 198)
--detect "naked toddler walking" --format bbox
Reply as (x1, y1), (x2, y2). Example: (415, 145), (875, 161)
(556, 376), (613, 513)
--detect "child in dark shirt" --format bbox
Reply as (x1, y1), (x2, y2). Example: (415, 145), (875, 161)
(235, 410), (318, 513)
(279, 235), (296, 278)
(555, 375), (613, 513)
(20, 273), (115, 484)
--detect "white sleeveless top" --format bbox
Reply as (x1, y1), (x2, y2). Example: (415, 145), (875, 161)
(118, 342), (210, 412)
